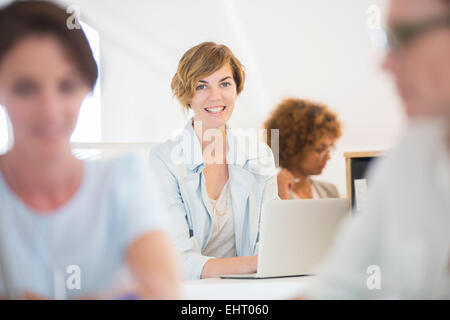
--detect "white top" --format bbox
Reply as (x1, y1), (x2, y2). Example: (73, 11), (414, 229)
(202, 180), (237, 258)
(0, 154), (166, 299)
(305, 119), (450, 299)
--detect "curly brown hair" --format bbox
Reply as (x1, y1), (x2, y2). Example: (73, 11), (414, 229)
(264, 98), (342, 173)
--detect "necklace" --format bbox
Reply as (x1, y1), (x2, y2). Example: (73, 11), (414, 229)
(294, 178), (313, 199)
(212, 195), (228, 217)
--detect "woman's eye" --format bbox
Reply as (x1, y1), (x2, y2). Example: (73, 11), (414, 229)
(59, 80), (79, 94)
(220, 82), (231, 88)
(13, 81), (37, 96)
(315, 146), (327, 154)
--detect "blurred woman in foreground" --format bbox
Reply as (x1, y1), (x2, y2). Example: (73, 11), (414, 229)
(0, 0), (180, 299)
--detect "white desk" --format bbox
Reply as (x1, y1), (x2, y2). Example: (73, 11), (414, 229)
(181, 275), (315, 300)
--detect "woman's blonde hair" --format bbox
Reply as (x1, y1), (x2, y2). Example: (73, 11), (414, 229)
(171, 41), (246, 110)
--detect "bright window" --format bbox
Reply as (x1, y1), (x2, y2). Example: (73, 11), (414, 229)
(71, 22), (102, 143)
(0, 106), (9, 154)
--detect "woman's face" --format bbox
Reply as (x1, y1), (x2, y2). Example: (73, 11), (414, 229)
(189, 63), (237, 130)
(296, 135), (335, 176)
(0, 35), (90, 157)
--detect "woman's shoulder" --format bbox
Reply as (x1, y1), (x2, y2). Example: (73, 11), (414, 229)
(149, 134), (180, 157)
(379, 119), (445, 171)
(247, 141), (277, 177)
(148, 136), (191, 179)
(86, 153), (152, 188)
(227, 128), (275, 166)
(148, 126), (196, 166)
(85, 153), (161, 188)
(237, 137), (277, 178)
(85, 154), (167, 214)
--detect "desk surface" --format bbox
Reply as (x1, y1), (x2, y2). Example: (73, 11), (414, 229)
(181, 275), (315, 300)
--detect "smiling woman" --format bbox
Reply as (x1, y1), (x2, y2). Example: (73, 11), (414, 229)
(0, 0), (180, 300)
(149, 41), (278, 280)
(171, 41), (245, 112)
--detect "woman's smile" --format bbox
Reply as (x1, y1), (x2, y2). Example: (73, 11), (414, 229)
(204, 105), (227, 116)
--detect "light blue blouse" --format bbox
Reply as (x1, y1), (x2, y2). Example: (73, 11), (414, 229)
(148, 120), (278, 280)
(0, 155), (166, 299)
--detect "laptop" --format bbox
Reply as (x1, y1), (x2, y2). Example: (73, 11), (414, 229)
(220, 198), (351, 279)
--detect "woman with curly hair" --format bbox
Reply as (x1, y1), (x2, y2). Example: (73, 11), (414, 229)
(264, 98), (342, 200)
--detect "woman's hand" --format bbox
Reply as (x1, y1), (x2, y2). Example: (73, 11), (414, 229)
(126, 230), (181, 300)
(21, 291), (48, 300)
(200, 255), (258, 279)
(277, 168), (295, 200)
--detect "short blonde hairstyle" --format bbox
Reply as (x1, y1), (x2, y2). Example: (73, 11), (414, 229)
(171, 42), (246, 110)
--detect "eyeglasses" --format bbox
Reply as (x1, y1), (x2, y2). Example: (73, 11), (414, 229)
(387, 14), (450, 51)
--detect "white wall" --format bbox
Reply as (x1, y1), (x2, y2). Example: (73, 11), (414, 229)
(5, 0), (408, 195)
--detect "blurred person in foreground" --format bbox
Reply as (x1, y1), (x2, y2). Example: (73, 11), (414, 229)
(299, 0), (450, 299)
(0, 0), (180, 299)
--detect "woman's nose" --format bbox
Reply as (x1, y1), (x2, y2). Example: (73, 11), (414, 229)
(319, 149), (331, 161)
(38, 90), (60, 121)
(208, 86), (222, 101)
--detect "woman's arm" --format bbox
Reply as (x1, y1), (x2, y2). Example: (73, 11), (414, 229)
(126, 230), (180, 299)
(19, 231), (181, 300)
(277, 168), (294, 200)
(200, 255), (258, 279)
(149, 149), (214, 280)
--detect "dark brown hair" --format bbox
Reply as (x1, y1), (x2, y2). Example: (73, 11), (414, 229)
(264, 98), (342, 173)
(0, 0), (98, 90)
